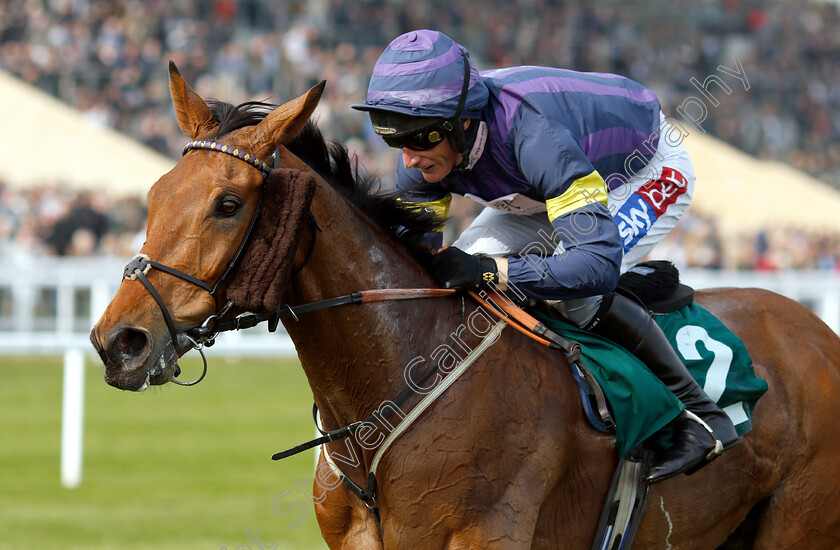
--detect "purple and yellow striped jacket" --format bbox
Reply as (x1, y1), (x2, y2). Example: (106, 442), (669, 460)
(397, 67), (662, 300)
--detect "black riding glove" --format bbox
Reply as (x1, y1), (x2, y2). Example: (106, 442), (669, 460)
(430, 247), (499, 290)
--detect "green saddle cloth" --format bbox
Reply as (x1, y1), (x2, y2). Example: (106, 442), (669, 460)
(537, 303), (768, 458)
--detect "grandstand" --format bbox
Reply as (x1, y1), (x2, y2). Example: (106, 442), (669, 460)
(686, 131), (840, 235)
(0, 69), (172, 197)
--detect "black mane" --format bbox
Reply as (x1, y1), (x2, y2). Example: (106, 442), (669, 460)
(207, 99), (440, 261)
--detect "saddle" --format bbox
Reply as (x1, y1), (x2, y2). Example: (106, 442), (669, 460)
(532, 260), (694, 436)
(615, 260), (694, 314)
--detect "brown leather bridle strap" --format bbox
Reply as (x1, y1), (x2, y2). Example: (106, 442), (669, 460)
(360, 288), (456, 302)
(468, 290), (552, 347)
(468, 289), (582, 362)
(206, 287), (457, 335)
(206, 284), (581, 361)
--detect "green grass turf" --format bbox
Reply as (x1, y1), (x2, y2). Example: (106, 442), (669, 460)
(0, 354), (329, 550)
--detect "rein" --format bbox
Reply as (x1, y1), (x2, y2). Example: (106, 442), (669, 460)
(205, 288), (458, 334)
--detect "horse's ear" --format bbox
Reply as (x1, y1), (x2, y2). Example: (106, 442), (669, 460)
(251, 81), (326, 159)
(168, 61), (218, 139)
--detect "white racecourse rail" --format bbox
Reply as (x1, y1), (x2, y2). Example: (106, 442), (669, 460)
(1, 257), (839, 487)
(2, 258), (836, 353)
(0, 257), (297, 356)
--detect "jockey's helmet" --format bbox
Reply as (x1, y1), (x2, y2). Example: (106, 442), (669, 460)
(353, 30), (488, 154)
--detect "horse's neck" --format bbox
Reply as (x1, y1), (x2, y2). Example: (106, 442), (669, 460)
(283, 177), (451, 428)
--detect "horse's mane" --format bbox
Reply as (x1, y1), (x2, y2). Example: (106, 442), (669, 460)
(207, 99), (440, 262)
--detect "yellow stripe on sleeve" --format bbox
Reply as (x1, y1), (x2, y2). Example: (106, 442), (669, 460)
(545, 171), (608, 222)
(398, 193), (452, 231)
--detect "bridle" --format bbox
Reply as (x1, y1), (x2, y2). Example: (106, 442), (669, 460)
(120, 137), (404, 388)
(122, 140), (273, 385)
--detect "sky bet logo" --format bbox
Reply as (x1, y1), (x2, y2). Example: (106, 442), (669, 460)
(615, 167), (688, 252)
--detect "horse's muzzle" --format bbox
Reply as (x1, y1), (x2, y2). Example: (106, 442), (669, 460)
(91, 324), (169, 391)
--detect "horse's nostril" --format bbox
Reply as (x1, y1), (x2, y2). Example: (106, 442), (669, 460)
(110, 328), (148, 361)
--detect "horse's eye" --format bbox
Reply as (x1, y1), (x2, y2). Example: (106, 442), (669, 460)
(217, 199), (240, 217)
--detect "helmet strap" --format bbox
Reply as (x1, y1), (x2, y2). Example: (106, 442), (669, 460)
(451, 49), (472, 169)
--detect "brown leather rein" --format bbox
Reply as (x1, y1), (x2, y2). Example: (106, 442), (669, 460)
(203, 287), (579, 357)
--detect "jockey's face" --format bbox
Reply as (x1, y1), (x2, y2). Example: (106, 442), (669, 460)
(401, 119), (470, 183)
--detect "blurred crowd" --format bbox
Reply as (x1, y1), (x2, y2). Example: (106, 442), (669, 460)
(0, 181), (146, 262)
(1, 0), (840, 271)
(7, 177), (835, 271)
(650, 209), (840, 271)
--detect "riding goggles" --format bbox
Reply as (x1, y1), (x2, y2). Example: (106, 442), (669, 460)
(377, 119), (455, 151)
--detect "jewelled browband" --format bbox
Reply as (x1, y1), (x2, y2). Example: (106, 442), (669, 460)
(182, 140), (272, 180)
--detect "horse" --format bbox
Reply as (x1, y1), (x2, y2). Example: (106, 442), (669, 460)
(90, 63), (840, 549)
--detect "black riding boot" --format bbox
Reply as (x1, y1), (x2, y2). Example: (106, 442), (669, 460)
(586, 293), (739, 484)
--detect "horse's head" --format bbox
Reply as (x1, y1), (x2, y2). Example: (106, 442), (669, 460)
(90, 62), (324, 391)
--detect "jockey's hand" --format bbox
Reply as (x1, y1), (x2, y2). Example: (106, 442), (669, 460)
(430, 247), (499, 290)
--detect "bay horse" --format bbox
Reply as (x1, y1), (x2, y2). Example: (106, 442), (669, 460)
(90, 63), (840, 549)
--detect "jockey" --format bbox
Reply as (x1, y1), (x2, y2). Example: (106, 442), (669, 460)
(353, 29), (738, 484)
